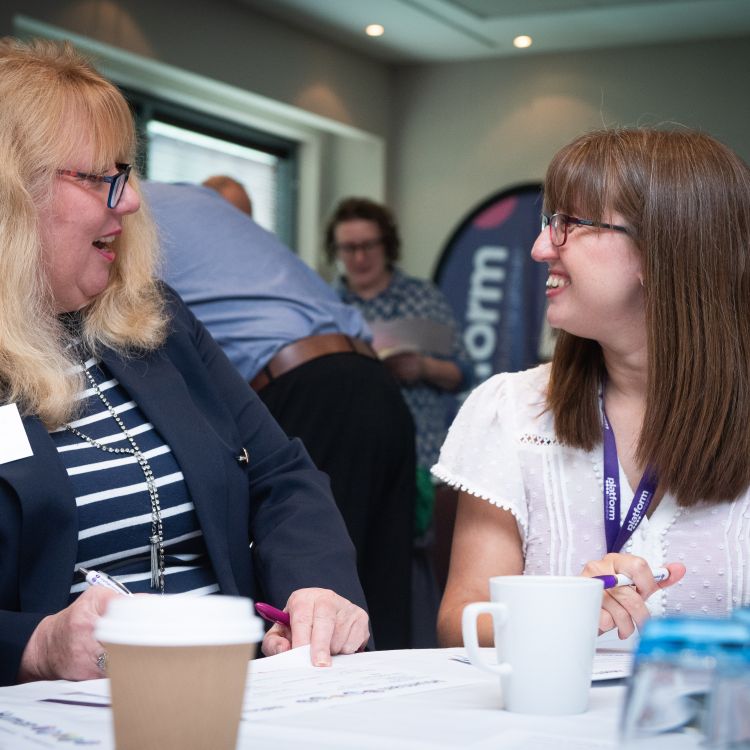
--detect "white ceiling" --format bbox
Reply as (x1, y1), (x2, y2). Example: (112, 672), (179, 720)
(238, 0), (750, 63)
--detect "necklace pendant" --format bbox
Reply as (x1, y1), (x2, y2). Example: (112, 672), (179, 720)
(149, 534), (160, 590)
(75, 356), (166, 593)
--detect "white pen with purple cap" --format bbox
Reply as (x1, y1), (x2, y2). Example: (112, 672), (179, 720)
(78, 566), (133, 596)
(594, 567), (670, 590)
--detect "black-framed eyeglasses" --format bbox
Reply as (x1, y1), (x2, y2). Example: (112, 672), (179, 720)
(333, 238), (384, 254)
(56, 163), (132, 209)
(541, 212), (630, 248)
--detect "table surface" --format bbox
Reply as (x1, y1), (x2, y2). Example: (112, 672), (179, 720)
(0, 648), (627, 749)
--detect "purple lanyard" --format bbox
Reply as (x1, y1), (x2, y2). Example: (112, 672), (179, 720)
(601, 400), (658, 553)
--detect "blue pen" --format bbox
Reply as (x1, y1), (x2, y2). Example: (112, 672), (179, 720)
(594, 567), (670, 590)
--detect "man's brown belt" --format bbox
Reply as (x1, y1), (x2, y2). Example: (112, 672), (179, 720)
(250, 333), (377, 392)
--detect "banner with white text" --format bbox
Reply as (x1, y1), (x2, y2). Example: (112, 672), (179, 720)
(434, 184), (553, 386)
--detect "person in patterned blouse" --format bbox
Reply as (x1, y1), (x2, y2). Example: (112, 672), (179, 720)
(326, 198), (472, 536)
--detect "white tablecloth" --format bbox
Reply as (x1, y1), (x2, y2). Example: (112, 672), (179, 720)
(0, 648), (626, 749)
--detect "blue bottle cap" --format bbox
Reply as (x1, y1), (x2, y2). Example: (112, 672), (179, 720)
(636, 616), (750, 661)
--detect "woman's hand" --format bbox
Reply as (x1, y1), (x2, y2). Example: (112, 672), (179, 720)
(384, 352), (425, 384)
(260, 588), (370, 667)
(581, 554), (686, 639)
(384, 353), (464, 392)
(18, 586), (120, 682)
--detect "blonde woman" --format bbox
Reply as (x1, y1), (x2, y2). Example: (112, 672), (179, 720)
(435, 128), (750, 646)
(0, 38), (368, 686)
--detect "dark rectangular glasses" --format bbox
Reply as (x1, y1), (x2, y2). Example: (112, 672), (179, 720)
(541, 212), (630, 247)
(56, 163), (132, 209)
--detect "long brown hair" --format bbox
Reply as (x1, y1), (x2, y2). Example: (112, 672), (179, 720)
(545, 127), (750, 506)
(0, 38), (166, 428)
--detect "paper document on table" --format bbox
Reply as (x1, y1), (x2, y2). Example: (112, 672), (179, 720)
(369, 318), (453, 359)
(593, 648), (633, 680)
(449, 647), (632, 681)
(244, 647), (481, 717)
(0, 692), (111, 748)
(252, 644), (315, 672)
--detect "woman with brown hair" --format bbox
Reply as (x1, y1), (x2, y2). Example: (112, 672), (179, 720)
(0, 37), (369, 686)
(434, 127), (750, 646)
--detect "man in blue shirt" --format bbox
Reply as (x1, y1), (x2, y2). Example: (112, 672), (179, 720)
(144, 181), (416, 650)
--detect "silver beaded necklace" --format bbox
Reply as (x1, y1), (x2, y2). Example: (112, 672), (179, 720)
(66, 357), (165, 592)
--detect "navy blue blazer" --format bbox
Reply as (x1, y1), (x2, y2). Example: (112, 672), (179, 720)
(0, 288), (365, 685)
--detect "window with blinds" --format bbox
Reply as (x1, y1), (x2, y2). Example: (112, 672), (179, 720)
(146, 120), (279, 233)
(123, 89), (298, 248)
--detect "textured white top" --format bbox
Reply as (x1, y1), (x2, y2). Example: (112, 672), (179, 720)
(432, 364), (750, 617)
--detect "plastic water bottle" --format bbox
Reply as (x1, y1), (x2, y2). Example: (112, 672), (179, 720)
(702, 608), (750, 749)
(620, 617), (750, 749)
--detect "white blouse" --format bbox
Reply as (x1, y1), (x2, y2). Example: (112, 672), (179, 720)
(432, 364), (750, 617)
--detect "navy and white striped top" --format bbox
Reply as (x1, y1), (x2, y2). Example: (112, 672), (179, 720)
(50, 354), (220, 600)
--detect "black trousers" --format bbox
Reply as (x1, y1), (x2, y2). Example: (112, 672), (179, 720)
(259, 352), (416, 649)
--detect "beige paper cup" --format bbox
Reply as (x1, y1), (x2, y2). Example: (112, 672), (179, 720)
(95, 595), (263, 750)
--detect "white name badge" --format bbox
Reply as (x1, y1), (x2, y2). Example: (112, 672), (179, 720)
(0, 403), (34, 464)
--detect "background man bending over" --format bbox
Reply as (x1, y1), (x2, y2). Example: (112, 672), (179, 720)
(145, 181), (416, 649)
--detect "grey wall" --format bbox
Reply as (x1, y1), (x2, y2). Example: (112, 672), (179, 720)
(390, 36), (750, 277)
(1, 0), (392, 138)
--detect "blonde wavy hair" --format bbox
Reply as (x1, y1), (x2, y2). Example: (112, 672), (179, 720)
(0, 37), (167, 428)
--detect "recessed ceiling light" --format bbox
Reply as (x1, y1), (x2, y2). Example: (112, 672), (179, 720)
(365, 24), (385, 37)
(513, 35), (533, 49)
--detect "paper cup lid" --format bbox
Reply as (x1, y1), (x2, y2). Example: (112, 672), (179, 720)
(95, 595), (265, 646)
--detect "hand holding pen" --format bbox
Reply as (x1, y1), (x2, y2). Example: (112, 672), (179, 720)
(257, 588), (369, 667)
(582, 554), (687, 640)
(77, 568), (132, 675)
(17, 571), (127, 683)
(594, 567), (670, 590)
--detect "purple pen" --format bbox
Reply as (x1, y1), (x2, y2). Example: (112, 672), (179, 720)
(255, 602), (291, 628)
(594, 567), (670, 590)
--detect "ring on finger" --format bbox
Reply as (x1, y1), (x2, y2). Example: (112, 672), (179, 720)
(96, 651), (108, 673)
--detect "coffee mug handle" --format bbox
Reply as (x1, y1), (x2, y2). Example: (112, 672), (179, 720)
(462, 602), (512, 677)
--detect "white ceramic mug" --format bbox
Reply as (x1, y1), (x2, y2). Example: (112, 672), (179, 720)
(462, 575), (603, 715)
